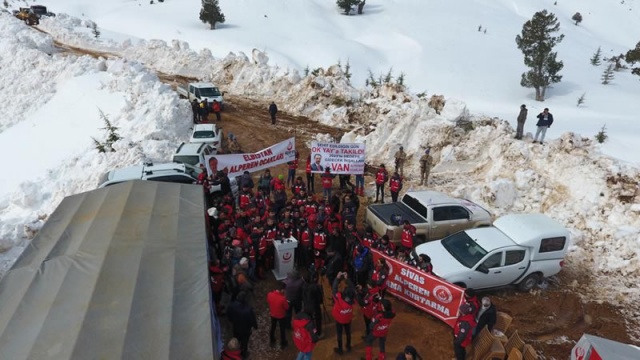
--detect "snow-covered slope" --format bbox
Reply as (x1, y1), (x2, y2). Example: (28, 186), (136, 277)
(1, 0), (639, 334)
(21, 0), (640, 164)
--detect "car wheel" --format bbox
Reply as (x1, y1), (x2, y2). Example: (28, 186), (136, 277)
(517, 273), (540, 292)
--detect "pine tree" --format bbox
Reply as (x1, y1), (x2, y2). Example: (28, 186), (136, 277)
(397, 72), (405, 87)
(99, 110), (121, 152)
(91, 23), (100, 39)
(336, 0), (360, 15)
(624, 41), (640, 76)
(595, 125), (608, 143)
(92, 137), (107, 153)
(344, 60), (352, 84)
(572, 12), (583, 25)
(577, 93), (586, 106)
(200, 0), (225, 30)
(383, 68), (393, 84)
(590, 47), (602, 66)
(601, 64), (614, 84)
(515, 10), (565, 101)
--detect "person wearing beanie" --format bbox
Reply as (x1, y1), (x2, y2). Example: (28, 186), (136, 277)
(364, 298), (396, 360)
(419, 147), (433, 186)
(453, 304), (477, 360)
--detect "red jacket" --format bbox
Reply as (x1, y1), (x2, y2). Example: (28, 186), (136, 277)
(267, 290), (289, 319)
(299, 229), (312, 247)
(212, 101), (221, 112)
(358, 288), (381, 319)
(454, 314), (477, 348)
(332, 292), (354, 324)
(321, 173), (333, 189)
(371, 311), (395, 337)
(370, 265), (388, 291)
(390, 176), (402, 192)
(209, 264), (225, 293)
(313, 231), (327, 251)
(293, 313), (319, 353)
(401, 225), (416, 249)
(306, 160), (312, 174)
(221, 349), (242, 360)
(375, 169), (388, 185)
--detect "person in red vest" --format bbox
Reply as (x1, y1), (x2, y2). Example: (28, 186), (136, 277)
(362, 226), (378, 249)
(312, 222), (328, 270)
(292, 176), (306, 196)
(267, 282), (290, 349)
(297, 218), (312, 269)
(306, 154), (315, 193)
(464, 288), (480, 317)
(287, 159), (298, 187)
(332, 272), (355, 355)
(212, 99), (222, 121)
(321, 167), (336, 201)
(220, 337), (242, 360)
(375, 164), (389, 203)
(400, 220), (417, 256)
(370, 257), (389, 298)
(389, 171), (403, 203)
(292, 310), (320, 360)
(356, 281), (382, 339)
(364, 298), (396, 360)
(453, 304), (477, 360)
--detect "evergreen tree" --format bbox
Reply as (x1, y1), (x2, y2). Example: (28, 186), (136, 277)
(344, 60), (352, 84)
(200, 0), (225, 30)
(336, 0), (360, 15)
(590, 47), (602, 66)
(515, 10), (565, 101)
(572, 12), (583, 25)
(601, 64), (614, 84)
(595, 125), (608, 144)
(91, 23), (100, 39)
(576, 93), (586, 107)
(624, 41), (640, 76)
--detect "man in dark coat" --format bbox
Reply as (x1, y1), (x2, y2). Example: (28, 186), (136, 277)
(515, 104), (527, 139)
(191, 98), (200, 123)
(226, 291), (258, 358)
(269, 101), (278, 125)
(324, 247), (344, 286)
(303, 273), (324, 337)
(533, 107), (554, 144)
(473, 297), (497, 338)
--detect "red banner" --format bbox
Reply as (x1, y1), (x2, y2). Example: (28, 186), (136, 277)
(371, 250), (465, 328)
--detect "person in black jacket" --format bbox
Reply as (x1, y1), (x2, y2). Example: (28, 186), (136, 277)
(533, 107), (554, 144)
(191, 98), (200, 123)
(226, 291), (258, 358)
(324, 247), (344, 286)
(269, 102), (278, 125)
(302, 273), (324, 337)
(473, 297), (497, 338)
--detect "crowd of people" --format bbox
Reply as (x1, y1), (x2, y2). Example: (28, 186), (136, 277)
(200, 150), (497, 359)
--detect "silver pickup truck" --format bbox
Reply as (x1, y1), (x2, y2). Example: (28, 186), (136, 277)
(364, 191), (492, 244)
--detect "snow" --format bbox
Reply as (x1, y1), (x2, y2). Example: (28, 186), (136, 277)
(1, 0), (640, 335)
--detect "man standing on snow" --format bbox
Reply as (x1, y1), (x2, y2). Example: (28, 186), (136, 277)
(533, 108), (554, 145)
(515, 104), (527, 140)
(269, 101), (278, 125)
(374, 164), (388, 203)
(394, 146), (407, 177)
(419, 148), (433, 186)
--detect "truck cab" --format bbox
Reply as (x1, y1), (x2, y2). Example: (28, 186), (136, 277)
(415, 213), (570, 291)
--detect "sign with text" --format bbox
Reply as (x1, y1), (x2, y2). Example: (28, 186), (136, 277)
(371, 250), (465, 328)
(204, 137), (296, 178)
(309, 142), (365, 174)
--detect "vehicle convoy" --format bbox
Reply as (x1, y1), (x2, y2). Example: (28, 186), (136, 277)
(13, 8), (40, 25)
(172, 142), (216, 166)
(365, 191), (492, 243)
(415, 213), (571, 291)
(98, 162), (201, 188)
(177, 82), (225, 109)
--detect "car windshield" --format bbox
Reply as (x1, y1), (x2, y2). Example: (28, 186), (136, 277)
(173, 155), (199, 166)
(183, 163), (203, 178)
(199, 87), (221, 97)
(441, 232), (488, 268)
(193, 130), (215, 139)
(31, 7), (46, 14)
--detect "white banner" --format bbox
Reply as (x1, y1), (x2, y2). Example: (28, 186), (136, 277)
(310, 142), (365, 174)
(204, 137), (296, 178)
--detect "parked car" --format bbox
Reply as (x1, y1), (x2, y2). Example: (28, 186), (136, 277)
(365, 191), (492, 244)
(189, 123), (224, 147)
(172, 142), (216, 166)
(176, 82), (225, 109)
(414, 213), (571, 291)
(98, 162), (201, 188)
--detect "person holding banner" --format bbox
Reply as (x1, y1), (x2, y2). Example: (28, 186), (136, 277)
(321, 167), (336, 200)
(400, 220), (417, 256)
(306, 155), (315, 193)
(375, 165), (389, 203)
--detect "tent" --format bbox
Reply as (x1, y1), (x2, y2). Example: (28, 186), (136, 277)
(571, 334), (640, 360)
(0, 181), (217, 360)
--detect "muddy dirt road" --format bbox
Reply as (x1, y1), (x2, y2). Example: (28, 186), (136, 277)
(53, 37), (635, 359)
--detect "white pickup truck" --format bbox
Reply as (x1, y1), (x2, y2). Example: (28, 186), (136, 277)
(177, 82), (225, 109)
(415, 213), (570, 291)
(365, 191), (492, 244)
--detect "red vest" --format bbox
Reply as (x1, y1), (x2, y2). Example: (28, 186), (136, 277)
(300, 229), (312, 247)
(293, 183), (304, 194)
(401, 226), (416, 249)
(289, 159), (298, 170)
(360, 290), (381, 319)
(332, 293), (354, 324)
(239, 193), (252, 209)
(454, 314), (477, 348)
(212, 102), (221, 112)
(390, 177), (401, 192)
(292, 316), (316, 353)
(321, 174), (333, 189)
(371, 267), (388, 290)
(362, 234), (377, 248)
(313, 232), (327, 251)
(258, 237), (267, 255)
(221, 349), (242, 360)
(306, 161), (311, 174)
(371, 312), (395, 337)
(375, 170), (387, 185)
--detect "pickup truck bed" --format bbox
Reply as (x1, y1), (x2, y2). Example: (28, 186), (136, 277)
(368, 202), (427, 226)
